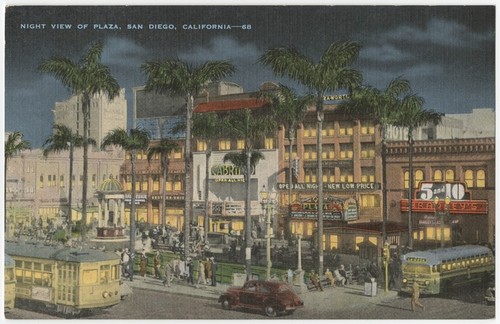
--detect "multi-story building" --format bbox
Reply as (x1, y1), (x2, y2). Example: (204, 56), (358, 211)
(5, 146), (124, 231)
(386, 137), (495, 248)
(53, 89), (127, 146)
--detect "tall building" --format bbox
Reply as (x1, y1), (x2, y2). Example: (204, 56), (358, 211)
(53, 89), (127, 146)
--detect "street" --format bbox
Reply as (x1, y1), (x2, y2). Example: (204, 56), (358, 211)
(6, 282), (494, 320)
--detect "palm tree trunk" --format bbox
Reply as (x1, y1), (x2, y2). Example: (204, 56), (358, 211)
(184, 94), (194, 257)
(68, 144), (74, 237)
(245, 150), (253, 280)
(81, 94), (90, 240)
(287, 128), (295, 240)
(204, 150), (211, 242)
(407, 130), (414, 249)
(381, 126), (387, 243)
(130, 151), (137, 254)
(161, 153), (167, 227)
(316, 96), (324, 275)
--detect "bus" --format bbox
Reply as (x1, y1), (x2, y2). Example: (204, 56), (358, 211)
(5, 240), (121, 315)
(401, 245), (494, 294)
(4, 254), (16, 310)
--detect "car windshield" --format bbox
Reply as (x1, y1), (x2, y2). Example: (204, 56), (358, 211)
(278, 285), (293, 293)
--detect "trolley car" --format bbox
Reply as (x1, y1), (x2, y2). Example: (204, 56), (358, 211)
(5, 241), (121, 315)
(401, 245), (494, 294)
(4, 254), (16, 310)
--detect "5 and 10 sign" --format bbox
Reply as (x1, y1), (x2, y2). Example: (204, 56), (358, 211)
(416, 182), (468, 201)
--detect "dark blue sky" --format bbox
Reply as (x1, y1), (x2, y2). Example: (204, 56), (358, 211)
(4, 5), (495, 147)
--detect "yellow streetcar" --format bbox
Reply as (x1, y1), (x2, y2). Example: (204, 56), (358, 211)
(5, 241), (121, 315)
(4, 254), (16, 310)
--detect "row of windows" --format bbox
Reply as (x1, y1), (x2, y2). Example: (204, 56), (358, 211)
(123, 175), (183, 192)
(125, 149), (183, 160)
(301, 168), (375, 184)
(284, 143), (375, 161)
(321, 234), (378, 251)
(196, 138), (275, 152)
(301, 121), (376, 138)
(439, 255), (493, 272)
(404, 169), (486, 188)
(38, 174), (117, 189)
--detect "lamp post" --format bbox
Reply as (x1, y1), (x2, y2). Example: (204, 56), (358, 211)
(260, 185), (277, 281)
(442, 196), (450, 248)
(433, 196), (439, 249)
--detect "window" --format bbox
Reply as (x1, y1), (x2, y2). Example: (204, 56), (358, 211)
(477, 170), (486, 188)
(361, 143), (375, 158)
(433, 170), (443, 182)
(445, 169), (454, 182)
(329, 234), (338, 249)
(137, 151), (143, 160)
(167, 175), (182, 191)
(322, 234), (326, 251)
(100, 265), (110, 283)
(82, 269), (98, 284)
(92, 174), (96, 187)
(265, 137), (274, 149)
(142, 176), (148, 192)
(173, 147), (183, 159)
(339, 121), (353, 136)
(322, 122), (334, 137)
(415, 170), (424, 188)
(464, 169), (486, 188)
(60, 175), (64, 188)
(39, 175), (44, 189)
(304, 145), (317, 160)
(361, 194), (379, 208)
(322, 144), (334, 159)
(236, 140), (245, 150)
(464, 169), (473, 188)
(304, 169), (317, 183)
(218, 139), (231, 151)
(340, 144), (353, 159)
(153, 175), (160, 191)
(368, 236), (378, 246)
(303, 122), (316, 138)
(355, 236), (364, 251)
(197, 140), (207, 151)
(322, 169), (335, 183)
(284, 145), (297, 161)
(360, 121), (375, 135)
(361, 168), (375, 183)
(340, 168), (353, 182)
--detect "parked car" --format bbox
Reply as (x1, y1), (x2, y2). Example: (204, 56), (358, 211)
(218, 280), (304, 317)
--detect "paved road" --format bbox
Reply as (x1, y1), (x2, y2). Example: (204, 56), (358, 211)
(6, 282), (494, 320)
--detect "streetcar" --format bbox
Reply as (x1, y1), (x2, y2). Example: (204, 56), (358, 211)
(4, 254), (16, 310)
(401, 245), (494, 294)
(5, 240), (121, 315)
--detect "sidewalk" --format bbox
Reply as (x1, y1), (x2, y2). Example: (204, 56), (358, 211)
(125, 275), (400, 308)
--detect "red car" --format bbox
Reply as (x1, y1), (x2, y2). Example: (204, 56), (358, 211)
(218, 280), (304, 317)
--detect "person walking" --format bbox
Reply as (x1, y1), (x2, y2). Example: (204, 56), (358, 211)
(411, 281), (425, 311)
(196, 259), (206, 288)
(163, 260), (173, 287)
(204, 257), (212, 285)
(153, 250), (162, 279)
(186, 257), (194, 285)
(139, 249), (147, 279)
(210, 257), (217, 286)
(287, 268), (294, 285)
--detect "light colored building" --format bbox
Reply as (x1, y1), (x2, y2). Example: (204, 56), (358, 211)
(52, 89), (127, 146)
(5, 146), (125, 229)
(386, 108), (495, 141)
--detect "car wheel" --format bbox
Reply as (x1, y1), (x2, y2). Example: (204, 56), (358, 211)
(221, 298), (231, 310)
(265, 305), (277, 317)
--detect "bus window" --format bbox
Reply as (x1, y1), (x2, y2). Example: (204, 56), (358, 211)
(34, 272), (43, 285)
(100, 265), (110, 283)
(111, 265), (119, 280)
(82, 269), (98, 284)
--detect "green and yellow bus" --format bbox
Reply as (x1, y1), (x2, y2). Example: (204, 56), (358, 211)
(401, 245), (494, 294)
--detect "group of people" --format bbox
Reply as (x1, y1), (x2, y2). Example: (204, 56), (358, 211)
(309, 264), (351, 291)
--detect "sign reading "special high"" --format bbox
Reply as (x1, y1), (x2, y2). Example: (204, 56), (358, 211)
(277, 182), (380, 191)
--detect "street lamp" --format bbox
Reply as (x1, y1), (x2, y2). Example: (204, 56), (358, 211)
(433, 196), (439, 249)
(260, 185), (277, 281)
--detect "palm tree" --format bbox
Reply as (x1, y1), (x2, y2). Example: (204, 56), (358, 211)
(392, 96), (443, 249)
(146, 139), (179, 228)
(102, 128), (150, 254)
(261, 41), (362, 274)
(141, 59), (235, 257)
(192, 112), (223, 242)
(39, 42), (120, 240)
(42, 124), (96, 235)
(260, 85), (313, 239)
(223, 108), (276, 280)
(337, 77), (412, 242)
(5, 131), (31, 230)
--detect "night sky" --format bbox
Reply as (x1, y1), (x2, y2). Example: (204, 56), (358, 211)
(3, 5), (495, 147)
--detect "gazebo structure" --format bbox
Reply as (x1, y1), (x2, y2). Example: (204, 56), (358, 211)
(95, 177), (125, 239)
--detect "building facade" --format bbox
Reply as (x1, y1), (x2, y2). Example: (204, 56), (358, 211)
(53, 89), (127, 146)
(386, 137), (495, 248)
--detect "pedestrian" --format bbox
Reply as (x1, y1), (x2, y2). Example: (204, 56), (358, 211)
(139, 249), (147, 279)
(121, 248), (130, 278)
(339, 264), (349, 285)
(210, 257), (217, 286)
(196, 259), (206, 288)
(411, 281), (425, 311)
(153, 250), (162, 279)
(127, 249), (134, 281)
(287, 268), (294, 284)
(204, 257), (212, 285)
(325, 268), (335, 287)
(163, 260), (173, 287)
(309, 270), (323, 291)
(186, 257), (194, 285)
